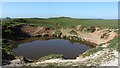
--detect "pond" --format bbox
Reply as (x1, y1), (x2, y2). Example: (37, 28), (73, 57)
(13, 38), (91, 60)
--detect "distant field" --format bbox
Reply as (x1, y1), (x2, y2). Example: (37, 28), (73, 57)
(2, 17), (118, 28)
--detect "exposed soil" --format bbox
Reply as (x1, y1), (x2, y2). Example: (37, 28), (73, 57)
(8, 24), (118, 46)
(60, 26), (118, 46)
(20, 24), (55, 36)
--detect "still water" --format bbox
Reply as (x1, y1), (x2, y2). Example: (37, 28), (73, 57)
(13, 38), (90, 60)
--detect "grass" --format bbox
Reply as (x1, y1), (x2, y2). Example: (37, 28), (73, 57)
(108, 37), (119, 51)
(83, 37), (118, 57)
(2, 17), (118, 28)
(82, 47), (104, 57)
(2, 39), (14, 52)
(45, 63), (59, 68)
(37, 54), (63, 61)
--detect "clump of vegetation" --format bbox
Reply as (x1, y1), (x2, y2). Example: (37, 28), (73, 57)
(38, 54), (63, 61)
(80, 26), (86, 32)
(70, 30), (77, 35)
(2, 39), (13, 52)
(86, 26), (96, 33)
(108, 37), (118, 50)
(101, 33), (109, 39)
(54, 30), (62, 37)
(2, 39), (16, 65)
(82, 47), (104, 57)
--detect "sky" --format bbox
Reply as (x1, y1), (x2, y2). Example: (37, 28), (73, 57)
(1, 0), (120, 2)
(1, 2), (118, 19)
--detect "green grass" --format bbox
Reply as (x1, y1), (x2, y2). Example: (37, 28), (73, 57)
(108, 37), (119, 49)
(28, 18), (117, 28)
(2, 39), (13, 52)
(2, 17), (118, 28)
(37, 54), (63, 61)
(83, 36), (119, 57)
(82, 47), (104, 57)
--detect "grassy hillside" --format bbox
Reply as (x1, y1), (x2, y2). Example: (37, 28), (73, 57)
(2, 17), (118, 28)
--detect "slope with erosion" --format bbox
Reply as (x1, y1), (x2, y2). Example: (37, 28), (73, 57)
(58, 25), (118, 46)
(2, 18), (119, 67)
(8, 24), (118, 47)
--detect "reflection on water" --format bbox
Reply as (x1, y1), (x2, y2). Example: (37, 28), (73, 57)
(13, 38), (90, 60)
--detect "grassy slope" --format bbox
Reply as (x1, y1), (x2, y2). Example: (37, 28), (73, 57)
(2, 17), (118, 28)
(25, 18), (118, 28)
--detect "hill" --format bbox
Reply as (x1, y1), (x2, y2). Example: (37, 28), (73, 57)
(2, 17), (118, 28)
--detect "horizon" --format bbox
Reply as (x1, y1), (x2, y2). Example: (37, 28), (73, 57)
(1, 2), (118, 19)
(0, 16), (118, 20)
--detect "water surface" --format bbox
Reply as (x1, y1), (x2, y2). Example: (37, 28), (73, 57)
(13, 39), (90, 60)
